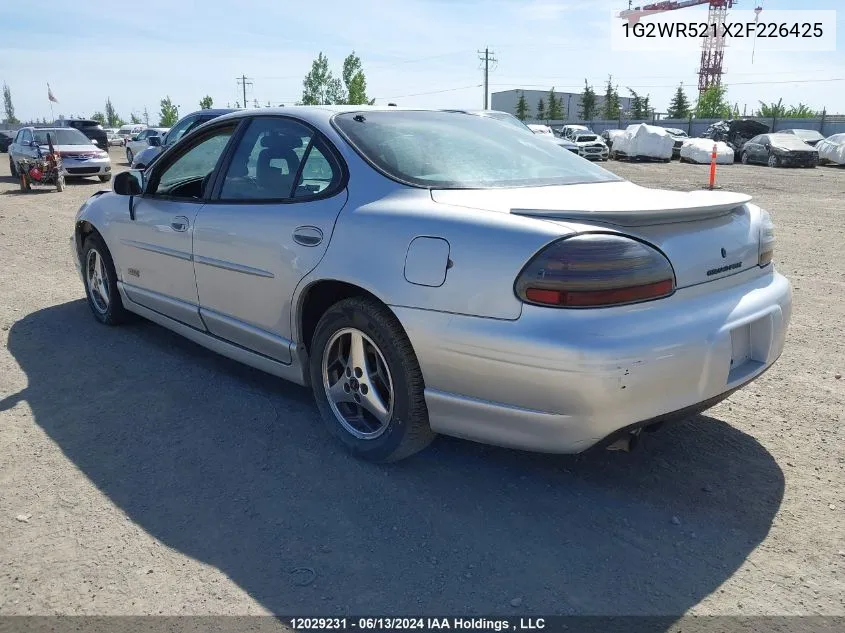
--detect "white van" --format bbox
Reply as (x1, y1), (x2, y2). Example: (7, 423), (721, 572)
(116, 124), (147, 145)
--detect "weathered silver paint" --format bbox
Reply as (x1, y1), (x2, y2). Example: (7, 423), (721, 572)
(74, 106), (793, 454)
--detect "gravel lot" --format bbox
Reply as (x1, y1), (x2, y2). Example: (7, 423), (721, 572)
(1, 147), (843, 620)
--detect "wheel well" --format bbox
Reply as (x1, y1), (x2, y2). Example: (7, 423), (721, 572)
(298, 281), (380, 353)
(75, 221), (101, 260)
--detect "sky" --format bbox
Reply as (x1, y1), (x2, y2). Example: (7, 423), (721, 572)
(1, 0), (843, 124)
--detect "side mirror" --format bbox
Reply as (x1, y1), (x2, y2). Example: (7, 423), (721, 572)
(91, 138), (99, 146)
(29, 140), (39, 147)
(113, 170), (143, 196)
(148, 135), (162, 147)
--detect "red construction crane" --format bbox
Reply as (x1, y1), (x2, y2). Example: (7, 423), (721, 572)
(619, 0), (738, 93)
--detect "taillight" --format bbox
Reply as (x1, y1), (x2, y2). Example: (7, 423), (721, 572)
(515, 233), (676, 308)
(759, 210), (775, 267)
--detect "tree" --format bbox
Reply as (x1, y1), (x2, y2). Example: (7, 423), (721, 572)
(628, 88), (649, 119)
(91, 111), (106, 124)
(757, 98), (786, 118)
(695, 85), (732, 118)
(547, 88), (562, 121)
(579, 79), (597, 120)
(3, 82), (19, 125)
(342, 52), (373, 105)
(602, 75), (621, 120)
(104, 98), (122, 127)
(158, 98), (178, 126)
(536, 98), (546, 121)
(515, 91), (530, 121)
(667, 82), (691, 119)
(199, 95), (214, 109)
(130, 112), (142, 124)
(786, 103), (818, 118)
(301, 52), (345, 105)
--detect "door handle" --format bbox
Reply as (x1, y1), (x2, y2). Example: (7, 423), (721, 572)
(292, 226), (323, 247)
(171, 216), (189, 232)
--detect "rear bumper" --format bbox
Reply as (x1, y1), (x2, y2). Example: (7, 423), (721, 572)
(392, 268), (792, 453)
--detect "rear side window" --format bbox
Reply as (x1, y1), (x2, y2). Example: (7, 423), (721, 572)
(218, 117), (342, 202)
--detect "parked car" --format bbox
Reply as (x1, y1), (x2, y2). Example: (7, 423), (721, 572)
(560, 124), (592, 140)
(740, 133), (819, 168)
(453, 110), (579, 154)
(600, 129), (625, 150)
(778, 128), (825, 147)
(58, 119), (109, 151)
(702, 119), (769, 159)
(130, 109), (236, 169)
(117, 124), (147, 145)
(527, 124), (554, 136)
(105, 129), (125, 146)
(72, 107), (791, 462)
(0, 129), (15, 152)
(125, 128), (169, 165)
(571, 132), (609, 161)
(663, 128), (689, 159)
(9, 127), (111, 182)
(816, 133), (845, 165)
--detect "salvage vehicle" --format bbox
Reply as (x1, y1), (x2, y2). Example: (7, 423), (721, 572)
(702, 119), (769, 159)
(779, 129), (825, 147)
(131, 109), (236, 169)
(663, 127), (689, 159)
(600, 129), (625, 151)
(125, 128), (169, 165)
(571, 132), (609, 161)
(740, 133), (819, 168)
(71, 107), (792, 462)
(816, 133), (845, 165)
(10, 127), (111, 182)
(560, 124), (592, 140)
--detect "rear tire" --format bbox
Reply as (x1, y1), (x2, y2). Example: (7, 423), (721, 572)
(81, 234), (130, 326)
(99, 174), (112, 182)
(309, 296), (435, 462)
(741, 152), (750, 165)
(126, 148), (134, 165)
(9, 156), (17, 177)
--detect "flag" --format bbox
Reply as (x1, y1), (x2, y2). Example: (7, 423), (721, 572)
(47, 83), (58, 103)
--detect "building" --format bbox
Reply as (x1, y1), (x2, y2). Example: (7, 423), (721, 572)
(491, 89), (634, 122)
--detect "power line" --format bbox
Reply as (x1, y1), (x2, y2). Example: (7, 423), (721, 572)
(478, 48), (497, 109)
(236, 75), (254, 108)
(488, 77), (845, 90)
(375, 84), (482, 100)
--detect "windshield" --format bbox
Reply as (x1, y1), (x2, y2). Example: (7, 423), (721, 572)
(788, 129), (823, 141)
(769, 134), (817, 149)
(33, 129), (92, 145)
(334, 111), (622, 189)
(575, 134), (598, 142)
(482, 112), (531, 133)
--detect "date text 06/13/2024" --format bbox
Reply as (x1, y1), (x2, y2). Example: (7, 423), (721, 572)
(288, 618), (547, 631)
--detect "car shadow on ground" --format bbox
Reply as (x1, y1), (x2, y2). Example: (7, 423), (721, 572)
(2, 301), (785, 620)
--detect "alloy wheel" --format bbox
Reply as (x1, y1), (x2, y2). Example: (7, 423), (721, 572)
(86, 249), (110, 314)
(321, 327), (394, 440)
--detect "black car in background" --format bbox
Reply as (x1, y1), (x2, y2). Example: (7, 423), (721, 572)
(0, 130), (15, 152)
(59, 119), (109, 151)
(740, 133), (819, 168)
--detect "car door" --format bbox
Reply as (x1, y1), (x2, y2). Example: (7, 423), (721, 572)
(14, 129), (34, 162)
(192, 116), (348, 363)
(129, 130), (150, 155)
(115, 122), (238, 329)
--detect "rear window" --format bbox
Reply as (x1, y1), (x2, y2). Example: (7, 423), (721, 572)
(333, 111), (621, 189)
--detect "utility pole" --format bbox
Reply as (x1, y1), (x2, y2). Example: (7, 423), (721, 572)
(236, 75), (253, 109)
(477, 48), (497, 110)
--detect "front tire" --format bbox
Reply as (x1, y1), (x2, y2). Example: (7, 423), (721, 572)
(99, 174), (112, 182)
(309, 297), (435, 462)
(768, 153), (781, 168)
(82, 234), (130, 326)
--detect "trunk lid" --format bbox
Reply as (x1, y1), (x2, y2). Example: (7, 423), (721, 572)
(431, 181), (760, 289)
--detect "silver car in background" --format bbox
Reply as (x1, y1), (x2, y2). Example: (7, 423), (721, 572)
(10, 127), (112, 182)
(125, 128), (169, 165)
(72, 107), (791, 462)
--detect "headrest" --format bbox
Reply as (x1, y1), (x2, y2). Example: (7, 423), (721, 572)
(260, 133), (302, 152)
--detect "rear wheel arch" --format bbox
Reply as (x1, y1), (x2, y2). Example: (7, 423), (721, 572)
(297, 279), (394, 354)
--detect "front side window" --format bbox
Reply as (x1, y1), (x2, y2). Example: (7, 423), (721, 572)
(219, 117), (340, 201)
(163, 116), (196, 146)
(152, 127), (235, 198)
(334, 111), (621, 189)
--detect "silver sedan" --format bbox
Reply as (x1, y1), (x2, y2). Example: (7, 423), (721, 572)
(71, 107), (792, 462)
